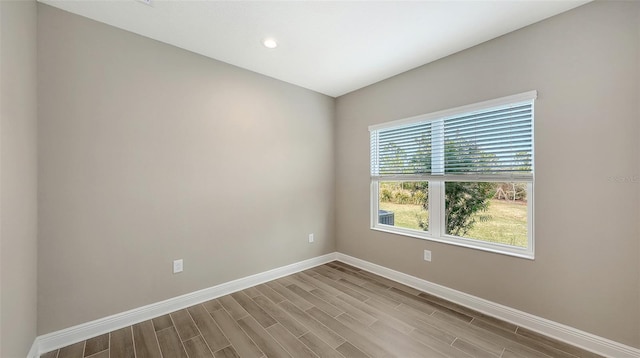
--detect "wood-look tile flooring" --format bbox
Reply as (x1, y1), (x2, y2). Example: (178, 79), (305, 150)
(41, 261), (601, 358)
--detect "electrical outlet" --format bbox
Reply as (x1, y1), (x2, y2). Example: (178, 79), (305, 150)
(423, 250), (432, 262)
(173, 259), (183, 274)
(308, 233), (314, 243)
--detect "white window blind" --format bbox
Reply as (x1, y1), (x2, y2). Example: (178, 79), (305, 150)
(370, 91), (536, 181)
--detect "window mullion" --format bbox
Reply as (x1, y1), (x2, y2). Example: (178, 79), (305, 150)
(430, 119), (444, 236)
(428, 180), (442, 236)
(432, 120), (444, 175)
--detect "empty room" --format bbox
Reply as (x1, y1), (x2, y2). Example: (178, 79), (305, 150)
(1, 0), (639, 357)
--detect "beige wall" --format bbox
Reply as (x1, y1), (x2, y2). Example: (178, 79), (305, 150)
(0, 0), (39, 356)
(37, 4), (335, 334)
(336, 1), (640, 348)
(30, 0), (640, 350)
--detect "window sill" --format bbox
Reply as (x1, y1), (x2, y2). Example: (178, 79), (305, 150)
(371, 225), (534, 260)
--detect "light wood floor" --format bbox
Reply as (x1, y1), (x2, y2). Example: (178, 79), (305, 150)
(41, 261), (601, 358)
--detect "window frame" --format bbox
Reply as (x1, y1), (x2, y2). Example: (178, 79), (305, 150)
(369, 91), (536, 259)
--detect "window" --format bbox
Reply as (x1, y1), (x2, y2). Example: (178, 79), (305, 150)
(370, 91), (536, 258)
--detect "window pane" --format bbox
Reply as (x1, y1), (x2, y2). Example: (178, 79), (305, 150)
(445, 182), (528, 248)
(378, 181), (429, 231)
(373, 123), (433, 176)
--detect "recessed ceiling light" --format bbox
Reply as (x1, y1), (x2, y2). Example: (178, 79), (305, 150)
(263, 38), (278, 49)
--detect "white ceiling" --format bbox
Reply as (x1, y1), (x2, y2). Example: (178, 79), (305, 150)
(39, 0), (589, 97)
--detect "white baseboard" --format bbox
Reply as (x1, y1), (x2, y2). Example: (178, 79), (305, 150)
(335, 252), (640, 358)
(28, 252), (337, 357)
(29, 251), (640, 358)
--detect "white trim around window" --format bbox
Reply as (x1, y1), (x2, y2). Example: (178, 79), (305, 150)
(369, 91), (537, 259)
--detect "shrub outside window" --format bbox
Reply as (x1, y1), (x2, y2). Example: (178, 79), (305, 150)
(370, 91), (536, 259)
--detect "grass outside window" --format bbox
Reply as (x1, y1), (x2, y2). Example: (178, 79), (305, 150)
(378, 181), (528, 248)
